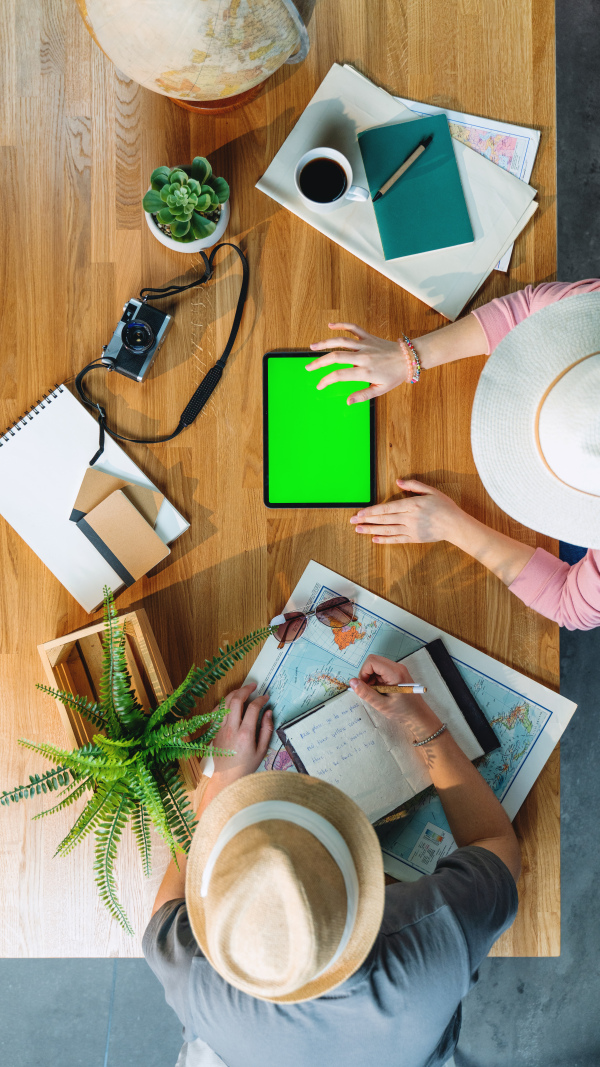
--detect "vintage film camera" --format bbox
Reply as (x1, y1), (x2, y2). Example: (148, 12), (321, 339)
(101, 299), (173, 383)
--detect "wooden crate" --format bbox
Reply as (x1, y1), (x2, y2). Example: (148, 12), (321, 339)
(37, 610), (201, 790)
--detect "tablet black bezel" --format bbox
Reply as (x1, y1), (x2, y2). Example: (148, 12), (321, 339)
(262, 350), (377, 509)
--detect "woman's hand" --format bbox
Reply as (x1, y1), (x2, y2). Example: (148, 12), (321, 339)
(210, 684), (273, 787)
(350, 479), (468, 544)
(348, 655), (442, 744)
(306, 323), (411, 404)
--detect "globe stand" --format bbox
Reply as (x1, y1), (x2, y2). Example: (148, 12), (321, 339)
(170, 82), (265, 114)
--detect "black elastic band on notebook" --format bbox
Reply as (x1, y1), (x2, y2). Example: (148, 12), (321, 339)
(75, 243), (249, 464)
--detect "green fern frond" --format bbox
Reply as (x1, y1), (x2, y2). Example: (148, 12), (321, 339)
(32, 775), (94, 820)
(0, 766), (72, 805)
(35, 684), (107, 730)
(147, 709), (226, 748)
(93, 792), (135, 935)
(54, 781), (123, 857)
(131, 803), (152, 878)
(172, 628), (274, 713)
(156, 764), (197, 850)
(99, 589), (146, 737)
(17, 738), (108, 777)
(133, 763), (178, 860)
(144, 667), (197, 733)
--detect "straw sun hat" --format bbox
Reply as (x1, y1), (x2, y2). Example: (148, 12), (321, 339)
(185, 772), (385, 1003)
(471, 293), (600, 548)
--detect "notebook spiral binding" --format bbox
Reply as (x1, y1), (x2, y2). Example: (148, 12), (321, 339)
(0, 385), (64, 445)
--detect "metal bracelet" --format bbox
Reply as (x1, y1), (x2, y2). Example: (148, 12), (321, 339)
(412, 722), (447, 747)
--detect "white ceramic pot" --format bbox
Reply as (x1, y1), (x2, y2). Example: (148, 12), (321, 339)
(144, 198), (230, 253)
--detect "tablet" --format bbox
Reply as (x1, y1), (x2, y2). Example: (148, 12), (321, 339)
(263, 351), (376, 508)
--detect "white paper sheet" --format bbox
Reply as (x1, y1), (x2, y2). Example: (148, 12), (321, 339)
(256, 63), (538, 319)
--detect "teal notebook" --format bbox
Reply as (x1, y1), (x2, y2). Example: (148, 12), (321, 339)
(358, 114), (474, 260)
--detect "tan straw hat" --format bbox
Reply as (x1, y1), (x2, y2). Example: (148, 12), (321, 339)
(471, 293), (600, 548)
(185, 772), (385, 1003)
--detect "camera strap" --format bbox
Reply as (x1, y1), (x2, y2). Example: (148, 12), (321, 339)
(75, 242), (249, 465)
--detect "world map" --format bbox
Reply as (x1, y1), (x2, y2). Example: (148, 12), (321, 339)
(249, 566), (567, 881)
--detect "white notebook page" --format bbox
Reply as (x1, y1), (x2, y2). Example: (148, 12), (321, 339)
(0, 385), (189, 612)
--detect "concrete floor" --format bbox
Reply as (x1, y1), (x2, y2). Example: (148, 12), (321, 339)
(2, 2), (600, 1064)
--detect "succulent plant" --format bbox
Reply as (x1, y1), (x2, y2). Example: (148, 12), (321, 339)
(143, 156), (229, 243)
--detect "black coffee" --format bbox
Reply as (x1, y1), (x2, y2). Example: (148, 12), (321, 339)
(299, 158), (347, 203)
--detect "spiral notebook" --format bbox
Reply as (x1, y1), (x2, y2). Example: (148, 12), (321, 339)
(0, 385), (189, 612)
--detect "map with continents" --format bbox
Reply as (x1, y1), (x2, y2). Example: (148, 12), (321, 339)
(378, 660), (552, 877)
(257, 593), (424, 771)
(448, 121), (529, 178)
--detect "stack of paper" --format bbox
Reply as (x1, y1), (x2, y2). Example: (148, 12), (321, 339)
(256, 63), (538, 320)
(396, 96), (541, 271)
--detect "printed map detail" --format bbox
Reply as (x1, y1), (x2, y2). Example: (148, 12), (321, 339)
(448, 123), (530, 178)
(377, 661), (552, 876)
(256, 586), (422, 769)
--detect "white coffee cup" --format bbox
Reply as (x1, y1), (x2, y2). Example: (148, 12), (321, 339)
(294, 147), (369, 214)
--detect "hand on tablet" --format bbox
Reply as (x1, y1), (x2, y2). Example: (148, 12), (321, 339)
(350, 479), (466, 544)
(307, 323), (411, 404)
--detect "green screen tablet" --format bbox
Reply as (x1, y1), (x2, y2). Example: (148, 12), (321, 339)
(263, 351), (376, 508)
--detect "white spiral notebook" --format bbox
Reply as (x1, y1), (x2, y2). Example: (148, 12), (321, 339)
(0, 385), (189, 612)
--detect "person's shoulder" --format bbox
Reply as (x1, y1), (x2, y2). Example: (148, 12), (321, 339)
(380, 846), (518, 977)
(381, 846), (517, 936)
(531, 279), (600, 310)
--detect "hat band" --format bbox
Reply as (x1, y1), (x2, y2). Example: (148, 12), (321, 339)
(200, 800), (360, 980)
(535, 350), (600, 498)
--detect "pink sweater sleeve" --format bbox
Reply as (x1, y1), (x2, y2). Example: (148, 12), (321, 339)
(509, 549), (600, 630)
(471, 279), (600, 353)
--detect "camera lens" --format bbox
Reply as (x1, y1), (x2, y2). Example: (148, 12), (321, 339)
(122, 320), (154, 354)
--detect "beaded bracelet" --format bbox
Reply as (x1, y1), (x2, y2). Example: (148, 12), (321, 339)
(399, 334), (422, 383)
(412, 723), (447, 747)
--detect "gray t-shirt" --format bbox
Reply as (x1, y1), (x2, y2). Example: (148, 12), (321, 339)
(143, 845), (517, 1067)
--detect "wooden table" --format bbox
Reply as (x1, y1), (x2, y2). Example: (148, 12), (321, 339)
(0, 0), (558, 957)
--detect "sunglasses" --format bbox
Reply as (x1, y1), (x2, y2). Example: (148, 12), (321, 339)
(271, 596), (357, 649)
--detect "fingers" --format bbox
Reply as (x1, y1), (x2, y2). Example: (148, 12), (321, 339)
(316, 367), (369, 391)
(354, 525), (409, 539)
(306, 351), (359, 371)
(307, 337), (365, 358)
(396, 478), (436, 495)
(240, 694), (269, 736)
(347, 383), (389, 404)
(351, 499), (411, 520)
(223, 683), (257, 728)
(257, 707), (274, 758)
(358, 656), (414, 686)
(348, 677), (390, 714)
(325, 322), (370, 339)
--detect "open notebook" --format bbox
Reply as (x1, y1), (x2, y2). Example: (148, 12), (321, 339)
(276, 639), (500, 823)
(0, 385), (189, 612)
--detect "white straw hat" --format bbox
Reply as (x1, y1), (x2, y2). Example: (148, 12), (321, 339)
(185, 772), (385, 1003)
(471, 293), (600, 548)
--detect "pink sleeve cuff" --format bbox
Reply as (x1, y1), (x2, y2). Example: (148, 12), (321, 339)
(509, 547), (567, 605)
(509, 548), (600, 630)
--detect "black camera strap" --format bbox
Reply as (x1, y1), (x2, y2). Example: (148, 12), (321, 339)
(75, 242), (249, 465)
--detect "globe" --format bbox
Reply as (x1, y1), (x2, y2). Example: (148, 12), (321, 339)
(75, 0), (309, 104)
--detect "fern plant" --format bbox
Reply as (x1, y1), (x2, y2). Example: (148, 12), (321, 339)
(1, 589), (273, 934)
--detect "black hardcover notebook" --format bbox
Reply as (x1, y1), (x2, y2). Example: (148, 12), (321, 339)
(276, 638), (499, 823)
